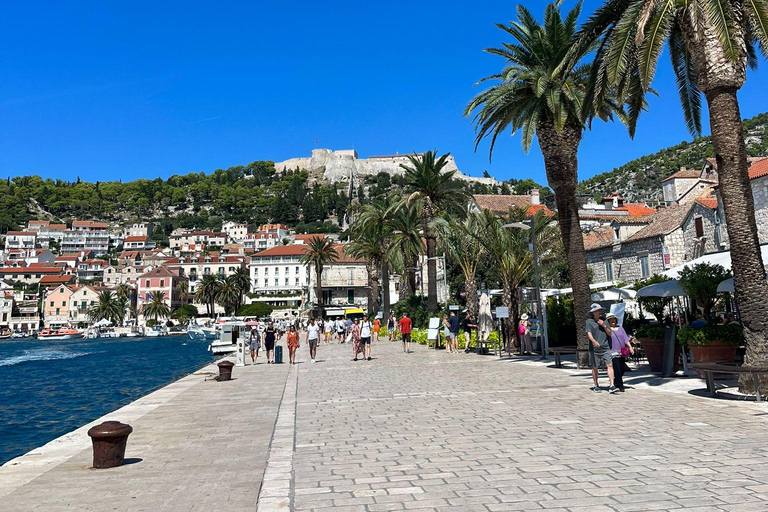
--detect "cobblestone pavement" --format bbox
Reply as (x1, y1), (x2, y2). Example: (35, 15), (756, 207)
(4, 339), (768, 511)
(291, 341), (768, 512)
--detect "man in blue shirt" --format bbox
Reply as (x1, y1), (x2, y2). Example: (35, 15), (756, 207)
(448, 311), (460, 354)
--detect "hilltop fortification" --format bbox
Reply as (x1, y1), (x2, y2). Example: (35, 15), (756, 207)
(273, 149), (499, 186)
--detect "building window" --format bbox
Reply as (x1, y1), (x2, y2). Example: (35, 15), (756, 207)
(49, 301), (54, 307)
(695, 217), (704, 238)
(253, 268), (258, 275)
(274, 278), (278, 287)
(145, 280), (150, 287)
(295, 278), (299, 286)
(347, 289), (355, 304)
(613, 227), (620, 241)
(604, 260), (614, 281)
(285, 278), (289, 286)
(265, 268), (269, 275)
(160, 279), (165, 287)
(62, 301), (66, 306)
(639, 252), (650, 278)
(295, 266), (299, 274)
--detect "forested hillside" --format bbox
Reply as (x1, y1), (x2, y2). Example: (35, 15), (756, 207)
(578, 112), (768, 202)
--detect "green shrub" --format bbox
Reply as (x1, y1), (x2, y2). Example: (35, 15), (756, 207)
(237, 303), (275, 317)
(635, 325), (665, 340)
(146, 319), (158, 327)
(678, 324), (743, 346)
(394, 295), (431, 328)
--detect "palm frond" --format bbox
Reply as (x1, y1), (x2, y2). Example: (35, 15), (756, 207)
(669, 22), (702, 136)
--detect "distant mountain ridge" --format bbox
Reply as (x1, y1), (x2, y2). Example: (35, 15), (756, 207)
(578, 112), (768, 202)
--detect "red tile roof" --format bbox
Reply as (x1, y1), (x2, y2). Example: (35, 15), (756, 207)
(252, 245), (309, 258)
(583, 227), (614, 251)
(615, 203), (656, 217)
(334, 245), (364, 264)
(472, 195), (553, 216)
(124, 236), (150, 242)
(748, 158), (768, 180)
(40, 274), (75, 285)
(695, 197), (719, 209)
(0, 267), (61, 274)
(6, 231), (36, 236)
(72, 220), (108, 228)
(662, 169), (702, 182)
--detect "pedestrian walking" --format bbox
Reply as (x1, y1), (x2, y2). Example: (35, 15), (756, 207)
(323, 317), (333, 344)
(264, 321), (277, 364)
(520, 314), (533, 355)
(399, 312), (412, 353)
(387, 312), (396, 341)
(336, 317), (346, 343)
(461, 312), (476, 353)
(373, 316), (381, 343)
(249, 327), (261, 364)
(351, 318), (363, 361)
(448, 311), (460, 353)
(360, 314), (373, 361)
(586, 303), (616, 393)
(606, 313), (634, 392)
(306, 318), (320, 363)
(286, 325), (300, 365)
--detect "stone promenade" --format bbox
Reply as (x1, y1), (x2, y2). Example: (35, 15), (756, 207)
(3, 340), (768, 511)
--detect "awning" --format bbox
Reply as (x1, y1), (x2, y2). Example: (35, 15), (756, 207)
(663, 244), (768, 278)
(637, 280), (687, 297)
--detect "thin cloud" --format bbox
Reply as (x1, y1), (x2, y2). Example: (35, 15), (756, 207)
(183, 116), (221, 125)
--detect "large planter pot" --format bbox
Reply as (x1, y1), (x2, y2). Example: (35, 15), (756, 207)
(638, 337), (680, 373)
(689, 341), (739, 377)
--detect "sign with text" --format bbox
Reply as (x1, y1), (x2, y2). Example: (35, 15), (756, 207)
(495, 307), (509, 319)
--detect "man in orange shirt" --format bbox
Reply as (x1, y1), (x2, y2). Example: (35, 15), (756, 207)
(399, 313), (413, 353)
(373, 317), (381, 343)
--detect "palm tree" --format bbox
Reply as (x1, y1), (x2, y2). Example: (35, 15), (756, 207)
(300, 236), (340, 318)
(172, 304), (198, 325)
(578, 0), (768, 392)
(355, 199), (395, 316)
(400, 150), (470, 311)
(347, 222), (385, 316)
(387, 200), (425, 300)
(175, 281), (190, 305)
(115, 283), (133, 302)
(465, 1), (626, 353)
(88, 290), (122, 325)
(228, 267), (251, 311)
(142, 290), (170, 324)
(128, 304), (139, 325)
(195, 274), (222, 317)
(437, 210), (486, 320)
(476, 209), (533, 353)
(216, 279), (240, 316)
(114, 297), (128, 326)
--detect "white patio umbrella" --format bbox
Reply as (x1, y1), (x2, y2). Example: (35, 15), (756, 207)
(590, 287), (637, 301)
(477, 293), (494, 341)
(93, 318), (112, 327)
(637, 280), (687, 297)
(717, 278), (734, 294)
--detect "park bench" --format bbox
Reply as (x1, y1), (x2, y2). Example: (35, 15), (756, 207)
(477, 338), (501, 357)
(549, 346), (591, 369)
(689, 361), (768, 401)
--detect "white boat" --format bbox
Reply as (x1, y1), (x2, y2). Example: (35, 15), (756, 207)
(124, 331), (140, 338)
(188, 325), (219, 341)
(145, 325), (168, 337)
(208, 322), (245, 355)
(85, 330), (99, 339)
(38, 328), (83, 341)
(102, 330), (122, 338)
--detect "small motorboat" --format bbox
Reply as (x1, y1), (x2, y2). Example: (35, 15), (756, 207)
(188, 325), (219, 341)
(0, 328), (12, 340)
(38, 327), (83, 340)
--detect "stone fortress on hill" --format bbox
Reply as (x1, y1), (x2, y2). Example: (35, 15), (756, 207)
(272, 149), (499, 186)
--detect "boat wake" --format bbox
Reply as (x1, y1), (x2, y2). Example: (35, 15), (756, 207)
(0, 349), (93, 367)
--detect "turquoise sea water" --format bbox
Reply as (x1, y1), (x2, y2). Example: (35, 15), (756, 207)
(0, 335), (215, 465)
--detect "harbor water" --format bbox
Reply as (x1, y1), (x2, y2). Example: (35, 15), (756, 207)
(0, 335), (216, 465)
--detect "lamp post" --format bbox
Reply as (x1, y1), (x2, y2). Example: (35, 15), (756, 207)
(502, 218), (548, 360)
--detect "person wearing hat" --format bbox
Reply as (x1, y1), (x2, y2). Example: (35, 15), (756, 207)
(586, 303), (616, 393)
(606, 313), (634, 392)
(519, 313), (533, 355)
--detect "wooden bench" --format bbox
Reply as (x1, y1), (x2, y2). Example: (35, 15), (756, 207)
(549, 346), (592, 369)
(477, 338), (500, 357)
(689, 361), (768, 401)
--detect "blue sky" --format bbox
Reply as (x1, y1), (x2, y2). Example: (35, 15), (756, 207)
(1, 0), (767, 185)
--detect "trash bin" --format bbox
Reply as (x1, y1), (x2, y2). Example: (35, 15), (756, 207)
(217, 360), (235, 381)
(87, 421), (133, 469)
(274, 345), (283, 364)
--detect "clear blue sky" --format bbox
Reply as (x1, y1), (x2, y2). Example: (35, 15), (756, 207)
(1, 0), (767, 185)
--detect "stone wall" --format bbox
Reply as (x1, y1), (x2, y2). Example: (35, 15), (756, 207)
(752, 176), (768, 244)
(586, 237), (666, 284)
(273, 149), (498, 186)
(667, 202), (720, 265)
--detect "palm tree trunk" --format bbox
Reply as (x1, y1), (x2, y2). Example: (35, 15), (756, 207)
(315, 263), (323, 319)
(537, 122), (590, 361)
(425, 235), (438, 311)
(705, 86), (768, 393)
(404, 254), (417, 299)
(381, 259), (390, 317)
(502, 280), (514, 354)
(367, 261), (381, 316)
(465, 272), (478, 320)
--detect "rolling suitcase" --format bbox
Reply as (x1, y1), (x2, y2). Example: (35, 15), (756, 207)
(274, 345), (283, 364)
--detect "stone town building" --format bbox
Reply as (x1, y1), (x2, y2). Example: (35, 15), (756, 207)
(124, 236), (155, 250)
(125, 223), (154, 238)
(471, 190), (553, 216)
(68, 285), (101, 325)
(169, 231), (227, 250)
(103, 264), (153, 287)
(0, 291), (12, 329)
(221, 222), (252, 243)
(585, 199), (721, 283)
(164, 252), (246, 294)
(10, 293), (40, 333)
(244, 224), (289, 251)
(723, 157), (768, 245)
(0, 263), (68, 285)
(307, 245), (370, 311)
(76, 259), (106, 281)
(662, 162), (719, 205)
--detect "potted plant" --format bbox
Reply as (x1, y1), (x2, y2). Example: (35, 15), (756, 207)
(635, 324), (678, 373)
(678, 323), (742, 370)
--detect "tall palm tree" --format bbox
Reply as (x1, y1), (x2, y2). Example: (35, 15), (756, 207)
(465, 1), (626, 353)
(114, 297), (128, 326)
(228, 267), (251, 311)
(195, 274), (221, 317)
(578, 0), (768, 392)
(217, 279), (240, 316)
(387, 200), (425, 300)
(347, 223), (385, 316)
(142, 290), (170, 324)
(175, 281), (190, 305)
(400, 150), (470, 311)
(88, 290), (122, 325)
(300, 236), (339, 318)
(437, 210), (486, 320)
(476, 209), (533, 353)
(355, 199), (395, 316)
(115, 283), (133, 302)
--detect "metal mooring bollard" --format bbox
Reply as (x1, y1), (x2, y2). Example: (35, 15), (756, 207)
(87, 421), (133, 469)
(217, 360), (235, 381)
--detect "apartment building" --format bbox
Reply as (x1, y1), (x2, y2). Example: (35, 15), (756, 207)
(5, 232), (37, 250)
(169, 231), (227, 250)
(61, 221), (110, 255)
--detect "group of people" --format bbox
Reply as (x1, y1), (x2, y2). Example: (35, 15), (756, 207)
(586, 303), (635, 394)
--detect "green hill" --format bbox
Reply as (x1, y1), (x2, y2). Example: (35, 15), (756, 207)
(578, 112), (768, 202)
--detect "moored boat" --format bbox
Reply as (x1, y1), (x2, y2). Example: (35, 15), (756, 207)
(38, 327), (83, 341)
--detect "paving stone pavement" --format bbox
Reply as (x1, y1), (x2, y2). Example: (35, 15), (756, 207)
(3, 339), (768, 511)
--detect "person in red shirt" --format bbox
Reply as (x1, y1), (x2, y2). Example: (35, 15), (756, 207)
(399, 313), (413, 353)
